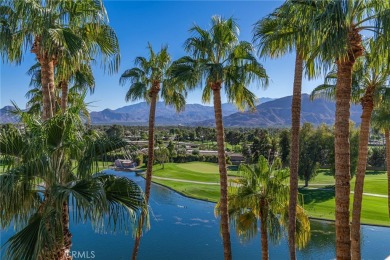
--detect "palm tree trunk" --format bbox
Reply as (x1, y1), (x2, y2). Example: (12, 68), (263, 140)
(385, 129), (390, 217)
(131, 214), (145, 260)
(334, 59), (354, 260)
(259, 199), (269, 260)
(288, 53), (303, 260)
(39, 201), (72, 259)
(61, 80), (69, 113)
(31, 36), (52, 121)
(212, 84), (232, 260)
(145, 87), (158, 202)
(40, 55), (55, 120)
(351, 87), (375, 260)
(334, 29), (363, 260)
(131, 84), (159, 260)
(58, 201), (72, 260)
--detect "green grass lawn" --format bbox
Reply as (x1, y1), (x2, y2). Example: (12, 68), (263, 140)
(151, 162), (237, 183)
(175, 162), (220, 174)
(302, 169), (388, 195)
(149, 163), (389, 226)
(299, 187), (389, 226)
(152, 179), (220, 202)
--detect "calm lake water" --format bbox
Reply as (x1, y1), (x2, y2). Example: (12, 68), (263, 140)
(1, 170), (389, 259)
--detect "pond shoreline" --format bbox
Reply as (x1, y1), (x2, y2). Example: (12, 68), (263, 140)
(148, 177), (390, 228)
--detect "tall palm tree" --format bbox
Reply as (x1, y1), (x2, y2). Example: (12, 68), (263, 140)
(293, 1), (390, 258)
(119, 44), (185, 259)
(371, 104), (390, 217)
(217, 156), (310, 260)
(0, 108), (148, 259)
(253, 4), (317, 258)
(311, 51), (390, 258)
(0, 0), (120, 120)
(170, 16), (268, 259)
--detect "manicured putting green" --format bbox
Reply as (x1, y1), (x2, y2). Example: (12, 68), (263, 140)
(175, 162), (220, 174)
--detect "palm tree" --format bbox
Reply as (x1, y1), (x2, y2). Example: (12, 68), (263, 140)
(371, 104), (390, 217)
(217, 156), (310, 260)
(57, 60), (95, 114)
(253, 4), (317, 258)
(0, 108), (148, 259)
(170, 16), (268, 259)
(311, 51), (390, 257)
(0, 0), (120, 120)
(119, 44), (185, 259)
(293, 1), (390, 258)
(25, 61), (95, 118)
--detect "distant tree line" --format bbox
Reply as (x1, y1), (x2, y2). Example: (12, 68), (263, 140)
(78, 123), (389, 186)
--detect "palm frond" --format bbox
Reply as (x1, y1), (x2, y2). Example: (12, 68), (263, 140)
(4, 210), (62, 260)
(77, 136), (128, 178)
(0, 173), (42, 229)
(92, 175), (149, 234)
(310, 84), (336, 101)
(125, 82), (148, 102)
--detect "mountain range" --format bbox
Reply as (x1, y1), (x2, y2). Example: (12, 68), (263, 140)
(0, 95), (362, 127)
(196, 94), (362, 127)
(0, 106), (20, 124)
(89, 97), (274, 125)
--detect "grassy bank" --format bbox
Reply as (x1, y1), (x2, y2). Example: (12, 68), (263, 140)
(300, 169), (388, 196)
(150, 162), (389, 226)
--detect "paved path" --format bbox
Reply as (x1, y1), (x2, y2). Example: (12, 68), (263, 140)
(153, 177), (389, 198)
(350, 191), (388, 198)
(301, 185), (388, 198)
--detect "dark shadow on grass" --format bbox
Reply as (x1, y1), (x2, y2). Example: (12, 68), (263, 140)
(227, 165), (238, 172)
(299, 186), (335, 204)
(365, 170), (386, 175)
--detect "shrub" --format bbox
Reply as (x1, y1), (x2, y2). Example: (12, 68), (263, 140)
(368, 147), (386, 167)
(134, 154), (143, 166)
(192, 149), (200, 155)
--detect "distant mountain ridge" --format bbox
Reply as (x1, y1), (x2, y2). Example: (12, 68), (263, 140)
(89, 97), (274, 125)
(0, 106), (19, 124)
(0, 95), (362, 127)
(195, 94), (362, 127)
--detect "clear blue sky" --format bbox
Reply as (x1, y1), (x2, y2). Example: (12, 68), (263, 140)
(0, 1), (323, 112)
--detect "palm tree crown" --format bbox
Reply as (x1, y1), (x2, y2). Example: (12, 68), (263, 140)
(0, 0), (119, 70)
(171, 16), (268, 110)
(120, 43), (185, 108)
(0, 0), (120, 119)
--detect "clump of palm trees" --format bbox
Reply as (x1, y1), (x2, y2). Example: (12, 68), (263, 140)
(0, 1), (143, 259)
(0, 108), (148, 259)
(311, 44), (390, 258)
(255, 1), (390, 259)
